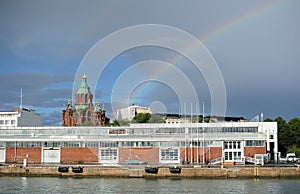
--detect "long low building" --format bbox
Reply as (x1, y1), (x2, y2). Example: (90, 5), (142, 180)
(0, 122), (278, 165)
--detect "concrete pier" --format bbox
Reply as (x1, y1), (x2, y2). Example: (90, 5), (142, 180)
(1, 165), (300, 178)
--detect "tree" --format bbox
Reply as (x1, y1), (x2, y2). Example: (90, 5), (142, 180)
(199, 116), (210, 123)
(264, 118), (273, 122)
(275, 117), (288, 155)
(268, 116), (300, 156)
(287, 144), (300, 157)
(149, 114), (165, 123)
(112, 119), (120, 126)
(118, 119), (130, 126)
(133, 113), (151, 123)
(286, 118), (300, 156)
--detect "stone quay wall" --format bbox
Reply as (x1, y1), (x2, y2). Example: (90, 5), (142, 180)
(1, 165), (300, 178)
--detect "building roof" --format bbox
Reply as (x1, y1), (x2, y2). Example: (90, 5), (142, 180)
(76, 74), (92, 95)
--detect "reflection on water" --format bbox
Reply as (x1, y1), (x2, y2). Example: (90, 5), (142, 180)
(1, 177), (300, 193)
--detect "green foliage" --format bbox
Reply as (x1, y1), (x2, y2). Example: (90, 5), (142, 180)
(112, 119), (120, 126)
(149, 114), (165, 123)
(199, 117), (210, 123)
(287, 145), (300, 157)
(118, 119), (130, 126)
(270, 116), (300, 156)
(133, 113), (151, 123)
(264, 118), (273, 122)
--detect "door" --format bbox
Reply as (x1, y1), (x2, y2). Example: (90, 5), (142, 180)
(42, 148), (60, 163)
(0, 148), (5, 162)
(99, 148), (118, 164)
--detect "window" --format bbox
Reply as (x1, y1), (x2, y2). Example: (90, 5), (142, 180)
(99, 142), (118, 148)
(246, 140), (264, 147)
(223, 141), (243, 161)
(85, 142), (99, 147)
(160, 148), (179, 162)
(100, 149), (117, 160)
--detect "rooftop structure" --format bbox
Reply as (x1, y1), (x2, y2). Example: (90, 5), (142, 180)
(0, 108), (42, 127)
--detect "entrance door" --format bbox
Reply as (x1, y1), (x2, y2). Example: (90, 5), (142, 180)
(42, 148), (60, 163)
(160, 148), (180, 164)
(223, 141), (244, 162)
(0, 148), (5, 162)
(99, 148), (118, 164)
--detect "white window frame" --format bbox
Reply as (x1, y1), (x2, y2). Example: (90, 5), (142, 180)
(99, 148), (118, 164)
(159, 148), (180, 164)
(223, 141), (244, 162)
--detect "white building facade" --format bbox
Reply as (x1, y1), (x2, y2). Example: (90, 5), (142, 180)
(0, 108), (42, 127)
(116, 105), (152, 121)
(0, 122), (278, 165)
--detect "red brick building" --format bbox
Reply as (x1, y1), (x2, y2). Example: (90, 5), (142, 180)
(62, 74), (109, 126)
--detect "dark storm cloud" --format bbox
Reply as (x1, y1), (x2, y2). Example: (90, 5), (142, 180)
(0, 0), (299, 125)
(0, 73), (73, 109)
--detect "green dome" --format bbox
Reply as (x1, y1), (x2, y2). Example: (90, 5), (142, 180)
(76, 74), (92, 95)
(94, 101), (101, 113)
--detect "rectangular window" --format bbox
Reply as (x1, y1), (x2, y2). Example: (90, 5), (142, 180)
(160, 148), (179, 162)
(246, 140), (264, 147)
(223, 142), (228, 149)
(99, 142), (117, 148)
(225, 152), (228, 160)
(229, 152), (232, 160)
(100, 149), (118, 162)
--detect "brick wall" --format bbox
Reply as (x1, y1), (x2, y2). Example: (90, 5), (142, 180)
(244, 146), (266, 158)
(180, 147), (222, 164)
(119, 148), (159, 163)
(60, 148), (98, 163)
(5, 147), (41, 164)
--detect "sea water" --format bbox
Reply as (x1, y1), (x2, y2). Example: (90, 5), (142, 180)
(1, 177), (300, 193)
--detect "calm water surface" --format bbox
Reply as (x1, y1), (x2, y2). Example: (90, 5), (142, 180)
(1, 177), (300, 193)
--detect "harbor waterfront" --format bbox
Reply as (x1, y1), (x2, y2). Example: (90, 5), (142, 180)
(1, 165), (300, 178)
(1, 176), (300, 194)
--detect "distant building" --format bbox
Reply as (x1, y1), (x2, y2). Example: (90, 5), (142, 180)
(0, 108), (42, 127)
(163, 114), (190, 124)
(116, 104), (152, 121)
(162, 114), (246, 124)
(62, 74), (109, 126)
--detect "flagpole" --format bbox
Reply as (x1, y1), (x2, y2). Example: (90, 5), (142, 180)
(202, 101), (205, 164)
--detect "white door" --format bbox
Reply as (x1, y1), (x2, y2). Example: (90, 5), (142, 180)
(42, 148), (60, 163)
(0, 148), (5, 162)
(160, 148), (180, 164)
(99, 148), (118, 164)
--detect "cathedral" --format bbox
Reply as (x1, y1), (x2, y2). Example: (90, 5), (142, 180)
(62, 74), (109, 126)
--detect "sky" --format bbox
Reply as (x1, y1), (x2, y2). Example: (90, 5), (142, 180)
(0, 0), (299, 126)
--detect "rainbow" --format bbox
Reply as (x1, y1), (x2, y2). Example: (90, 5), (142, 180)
(128, 0), (287, 106)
